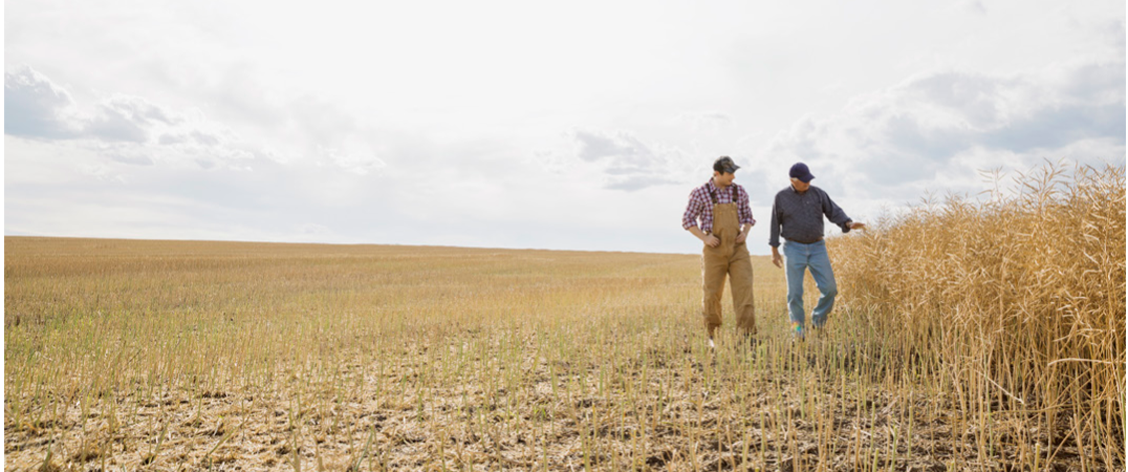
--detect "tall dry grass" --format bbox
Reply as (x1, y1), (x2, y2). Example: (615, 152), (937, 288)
(830, 161), (1126, 468)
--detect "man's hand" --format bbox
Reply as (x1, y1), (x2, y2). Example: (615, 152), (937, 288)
(772, 249), (783, 268)
(735, 232), (747, 244)
(687, 226), (719, 247)
(849, 221), (866, 230)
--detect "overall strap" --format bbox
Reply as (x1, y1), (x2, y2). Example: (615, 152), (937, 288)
(707, 184), (738, 204)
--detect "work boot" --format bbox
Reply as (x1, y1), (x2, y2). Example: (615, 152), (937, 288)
(790, 322), (805, 342)
(810, 323), (827, 341)
(742, 333), (761, 350)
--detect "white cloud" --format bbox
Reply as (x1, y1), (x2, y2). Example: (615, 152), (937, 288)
(4, 65), (83, 139)
(760, 56), (1124, 205)
(84, 93), (183, 142)
(560, 129), (696, 191)
(3, 65), (395, 174)
(315, 138), (387, 176)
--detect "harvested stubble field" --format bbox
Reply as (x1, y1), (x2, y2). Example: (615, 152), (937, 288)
(4, 165), (1124, 472)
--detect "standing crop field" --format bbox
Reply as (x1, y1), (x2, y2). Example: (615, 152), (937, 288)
(830, 163), (1126, 470)
(4, 166), (1124, 471)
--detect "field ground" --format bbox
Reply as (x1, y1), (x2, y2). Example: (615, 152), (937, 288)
(4, 237), (1119, 471)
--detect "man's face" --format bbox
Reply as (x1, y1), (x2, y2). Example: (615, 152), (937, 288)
(714, 171), (735, 186)
(790, 177), (810, 192)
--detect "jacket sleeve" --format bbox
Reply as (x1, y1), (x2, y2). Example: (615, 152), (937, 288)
(737, 186), (755, 226)
(820, 190), (853, 233)
(769, 194), (782, 247)
(682, 190), (703, 230)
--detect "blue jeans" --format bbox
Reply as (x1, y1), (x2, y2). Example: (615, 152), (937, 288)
(783, 240), (837, 328)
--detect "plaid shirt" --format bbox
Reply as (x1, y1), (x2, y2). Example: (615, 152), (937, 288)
(682, 180), (756, 233)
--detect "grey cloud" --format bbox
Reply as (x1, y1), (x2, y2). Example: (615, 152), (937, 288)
(766, 58), (1125, 190)
(984, 102), (1125, 152)
(5, 68), (186, 144)
(157, 133), (185, 145)
(604, 176), (679, 192)
(190, 130), (222, 146)
(774, 117), (825, 161)
(84, 95), (186, 143)
(90, 143), (159, 167)
(863, 149), (943, 183)
(5, 65), (269, 170)
(4, 65), (81, 139)
(900, 64), (1122, 155)
(882, 114), (971, 160)
(9, 64), (390, 176)
(158, 129), (225, 147)
(1061, 60), (1125, 103)
(1114, 20), (1126, 55)
(7, 67), (184, 144)
(573, 129), (650, 163)
(605, 165), (645, 175)
(568, 129), (691, 192)
(100, 95), (181, 125)
(181, 62), (381, 172)
(136, 60), (390, 174)
(85, 104), (150, 142)
(906, 72), (1004, 127)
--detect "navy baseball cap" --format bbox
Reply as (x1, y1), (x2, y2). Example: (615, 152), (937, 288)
(789, 162), (815, 183)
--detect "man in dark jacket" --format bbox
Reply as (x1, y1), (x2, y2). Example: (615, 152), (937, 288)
(769, 163), (864, 340)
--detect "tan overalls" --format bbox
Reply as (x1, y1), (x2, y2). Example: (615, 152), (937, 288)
(702, 185), (756, 338)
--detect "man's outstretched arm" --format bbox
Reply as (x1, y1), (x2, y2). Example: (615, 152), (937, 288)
(820, 191), (864, 232)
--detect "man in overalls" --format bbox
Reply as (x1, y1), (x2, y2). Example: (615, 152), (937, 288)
(682, 156), (757, 349)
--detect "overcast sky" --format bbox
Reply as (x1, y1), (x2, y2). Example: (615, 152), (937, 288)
(6, 0), (1125, 254)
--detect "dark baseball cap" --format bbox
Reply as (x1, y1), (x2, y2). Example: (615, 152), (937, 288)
(713, 156), (740, 174)
(789, 162), (814, 183)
